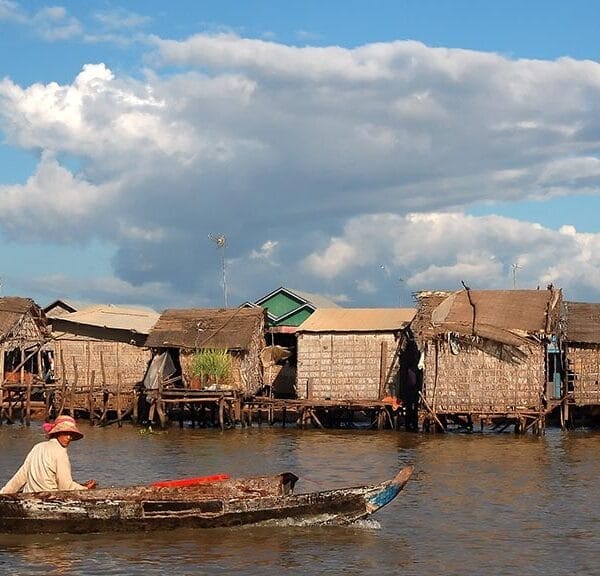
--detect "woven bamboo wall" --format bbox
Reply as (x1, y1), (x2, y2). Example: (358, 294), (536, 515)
(53, 337), (151, 397)
(296, 332), (398, 401)
(423, 337), (545, 413)
(567, 344), (600, 406)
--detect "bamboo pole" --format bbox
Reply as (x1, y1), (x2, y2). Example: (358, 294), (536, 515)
(58, 348), (66, 416)
(116, 344), (122, 426)
(419, 390), (446, 433)
(25, 373), (32, 427)
(89, 370), (96, 424)
(0, 344), (5, 425)
(70, 358), (78, 417)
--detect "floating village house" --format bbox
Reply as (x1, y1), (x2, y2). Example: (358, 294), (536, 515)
(0, 297), (50, 424)
(49, 304), (160, 419)
(563, 301), (600, 417)
(296, 308), (416, 402)
(144, 307), (266, 394)
(242, 287), (341, 398)
(408, 288), (563, 432)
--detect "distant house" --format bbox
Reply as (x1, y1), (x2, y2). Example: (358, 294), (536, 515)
(145, 308), (266, 395)
(50, 304), (160, 414)
(563, 301), (600, 409)
(409, 288), (563, 432)
(0, 297), (49, 388)
(241, 287), (341, 397)
(296, 308), (415, 401)
(43, 299), (80, 318)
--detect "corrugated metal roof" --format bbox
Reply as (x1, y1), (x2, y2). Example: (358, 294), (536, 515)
(146, 308), (265, 350)
(297, 308), (415, 332)
(54, 304), (160, 334)
(564, 301), (600, 344)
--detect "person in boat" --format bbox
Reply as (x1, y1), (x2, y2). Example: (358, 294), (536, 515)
(0, 415), (97, 494)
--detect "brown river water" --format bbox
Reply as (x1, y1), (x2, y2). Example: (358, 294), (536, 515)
(0, 423), (598, 576)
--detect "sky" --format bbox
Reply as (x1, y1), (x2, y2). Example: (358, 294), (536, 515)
(1, 0), (600, 311)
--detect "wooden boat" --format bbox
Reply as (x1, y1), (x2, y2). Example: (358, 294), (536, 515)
(0, 466), (413, 534)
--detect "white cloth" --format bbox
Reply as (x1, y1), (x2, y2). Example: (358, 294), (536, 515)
(0, 438), (86, 493)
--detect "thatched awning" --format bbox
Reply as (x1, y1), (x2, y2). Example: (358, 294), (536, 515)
(146, 308), (266, 351)
(564, 301), (600, 344)
(412, 288), (562, 348)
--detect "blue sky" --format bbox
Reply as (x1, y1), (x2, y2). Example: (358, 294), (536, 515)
(1, 0), (599, 310)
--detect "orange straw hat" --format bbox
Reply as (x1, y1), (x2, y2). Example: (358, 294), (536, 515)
(44, 415), (84, 441)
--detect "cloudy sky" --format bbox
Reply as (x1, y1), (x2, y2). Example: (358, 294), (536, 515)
(1, 0), (599, 311)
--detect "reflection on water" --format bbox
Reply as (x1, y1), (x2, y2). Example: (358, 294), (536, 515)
(0, 424), (598, 575)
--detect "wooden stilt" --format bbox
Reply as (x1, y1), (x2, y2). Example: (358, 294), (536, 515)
(70, 358), (78, 417)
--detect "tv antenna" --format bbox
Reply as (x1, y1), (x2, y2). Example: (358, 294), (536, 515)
(511, 263), (523, 289)
(208, 233), (228, 307)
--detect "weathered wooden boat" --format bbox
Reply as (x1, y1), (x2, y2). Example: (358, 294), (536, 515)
(0, 466), (413, 534)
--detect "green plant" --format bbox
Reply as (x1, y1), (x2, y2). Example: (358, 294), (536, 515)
(190, 349), (232, 386)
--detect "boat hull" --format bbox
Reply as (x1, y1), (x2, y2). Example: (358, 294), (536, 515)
(0, 466), (413, 534)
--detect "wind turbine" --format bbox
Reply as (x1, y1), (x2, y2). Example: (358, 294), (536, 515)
(208, 233), (228, 308)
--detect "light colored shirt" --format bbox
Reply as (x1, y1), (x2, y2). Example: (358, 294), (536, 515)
(0, 438), (86, 494)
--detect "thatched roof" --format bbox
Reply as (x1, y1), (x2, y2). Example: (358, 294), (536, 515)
(412, 288), (562, 347)
(146, 308), (266, 351)
(0, 297), (45, 340)
(564, 301), (600, 344)
(297, 308), (415, 332)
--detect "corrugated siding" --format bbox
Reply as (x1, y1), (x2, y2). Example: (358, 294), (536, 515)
(296, 332), (398, 401)
(422, 338), (545, 413)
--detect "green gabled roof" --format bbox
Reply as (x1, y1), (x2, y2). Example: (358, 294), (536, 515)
(242, 286), (342, 327)
(271, 305), (314, 327)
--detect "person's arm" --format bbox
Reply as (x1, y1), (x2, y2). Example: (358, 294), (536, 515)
(55, 449), (87, 491)
(0, 462), (29, 494)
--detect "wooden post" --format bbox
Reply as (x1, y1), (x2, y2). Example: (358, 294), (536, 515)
(25, 372), (32, 427)
(156, 375), (166, 428)
(88, 370), (96, 424)
(58, 348), (66, 416)
(419, 391), (446, 433)
(0, 344), (5, 425)
(218, 396), (225, 431)
(116, 344), (122, 427)
(70, 358), (78, 417)
(378, 340), (388, 399)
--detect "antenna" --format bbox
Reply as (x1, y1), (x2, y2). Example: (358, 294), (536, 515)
(511, 263), (523, 289)
(208, 233), (228, 307)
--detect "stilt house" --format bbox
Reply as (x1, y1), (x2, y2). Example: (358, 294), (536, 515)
(296, 308), (415, 401)
(144, 308), (266, 395)
(409, 288), (563, 431)
(241, 287), (341, 397)
(0, 297), (49, 389)
(563, 301), (600, 408)
(49, 304), (159, 415)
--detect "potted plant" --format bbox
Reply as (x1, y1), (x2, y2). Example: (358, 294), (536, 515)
(190, 348), (232, 389)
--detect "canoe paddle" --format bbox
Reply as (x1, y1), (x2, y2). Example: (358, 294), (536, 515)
(150, 473), (230, 488)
